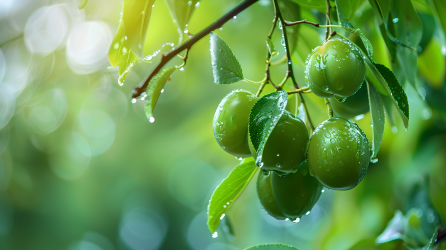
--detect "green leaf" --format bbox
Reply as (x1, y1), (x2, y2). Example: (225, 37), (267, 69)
(367, 82), (385, 161)
(266, 37), (278, 58)
(290, 0), (325, 9)
(392, 0), (422, 88)
(408, 229), (438, 250)
(427, 0), (446, 55)
(245, 243), (300, 250)
(418, 13), (436, 55)
(277, 0), (301, 52)
(335, 0), (362, 28)
(376, 210), (407, 244)
(338, 33), (410, 129)
(249, 91), (288, 167)
(144, 67), (177, 121)
(207, 158), (257, 234)
(209, 32), (244, 84)
(364, 58), (409, 129)
(165, 0), (199, 42)
(108, 0), (156, 85)
(369, 0), (422, 87)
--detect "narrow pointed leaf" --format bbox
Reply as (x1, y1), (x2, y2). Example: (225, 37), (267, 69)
(207, 158), (257, 234)
(249, 91), (288, 167)
(210, 32), (243, 84)
(245, 244), (301, 250)
(365, 60), (409, 129)
(165, 0), (199, 41)
(367, 82), (385, 160)
(108, 0), (156, 85)
(144, 67), (177, 121)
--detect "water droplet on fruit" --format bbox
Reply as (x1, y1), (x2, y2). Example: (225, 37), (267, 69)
(212, 232), (218, 238)
(149, 117), (155, 123)
(292, 218), (300, 223)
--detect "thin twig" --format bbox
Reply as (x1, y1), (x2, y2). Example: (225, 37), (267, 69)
(300, 93), (315, 131)
(287, 86), (309, 94)
(284, 19), (319, 27)
(325, 0), (332, 40)
(131, 0), (259, 98)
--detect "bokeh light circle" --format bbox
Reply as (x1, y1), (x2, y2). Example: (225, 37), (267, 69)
(66, 21), (113, 74)
(24, 5), (67, 55)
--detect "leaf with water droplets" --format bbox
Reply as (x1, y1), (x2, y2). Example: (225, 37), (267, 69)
(165, 0), (199, 42)
(376, 210), (407, 244)
(144, 67), (177, 121)
(108, 0), (156, 85)
(207, 158), (257, 234)
(367, 81), (385, 160)
(249, 91), (288, 168)
(209, 32), (244, 84)
(245, 243), (301, 250)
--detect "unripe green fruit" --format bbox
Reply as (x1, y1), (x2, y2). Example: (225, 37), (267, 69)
(305, 70), (333, 98)
(249, 110), (308, 174)
(213, 90), (258, 157)
(307, 117), (370, 190)
(256, 171), (287, 220)
(329, 82), (369, 118)
(257, 164), (323, 221)
(307, 39), (365, 97)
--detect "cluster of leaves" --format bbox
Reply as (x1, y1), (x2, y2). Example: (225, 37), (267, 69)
(106, 0), (445, 249)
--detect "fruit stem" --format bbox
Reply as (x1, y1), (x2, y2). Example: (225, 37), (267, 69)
(131, 0), (259, 99)
(287, 87), (310, 95)
(324, 98), (333, 118)
(244, 77), (267, 84)
(325, 0), (332, 40)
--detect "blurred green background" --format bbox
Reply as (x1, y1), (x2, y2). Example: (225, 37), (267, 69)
(0, 0), (445, 249)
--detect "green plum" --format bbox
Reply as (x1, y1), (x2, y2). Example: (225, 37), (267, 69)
(256, 171), (287, 220)
(257, 163), (323, 221)
(250, 110), (308, 174)
(307, 117), (370, 190)
(307, 39), (365, 97)
(213, 90), (258, 157)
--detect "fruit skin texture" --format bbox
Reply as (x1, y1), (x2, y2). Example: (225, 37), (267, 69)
(213, 90), (258, 157)
(256, 171), (287, 220)
(250, 110), (309, 174)
(257, 164), (323, 221)
(329, 82), (369, 118)
(307, 117), (370, 190)
(307, 39), (365, 97)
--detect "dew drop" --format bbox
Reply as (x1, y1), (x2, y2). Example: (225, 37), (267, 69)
(212, 232), (218, 238)
(131, 98), (137, 104)
(149, 117), (155, 123)
(220, 214), (225, 220)
(180, 67), (185, 71)
(233, 16), (237, 19)
(292, 218), (300, 223)
(195, 2), (200, 7)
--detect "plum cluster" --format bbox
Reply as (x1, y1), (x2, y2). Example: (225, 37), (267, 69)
(212, 39), (370, 222)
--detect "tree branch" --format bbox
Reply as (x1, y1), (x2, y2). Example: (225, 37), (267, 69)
(325, 0), (332, 39)
(284, 19), (319, 27)
(131, 0), (259, 99)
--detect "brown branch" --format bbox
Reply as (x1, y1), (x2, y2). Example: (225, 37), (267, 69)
(131, 0), (259, 98)
(283, 19), (319, 27)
